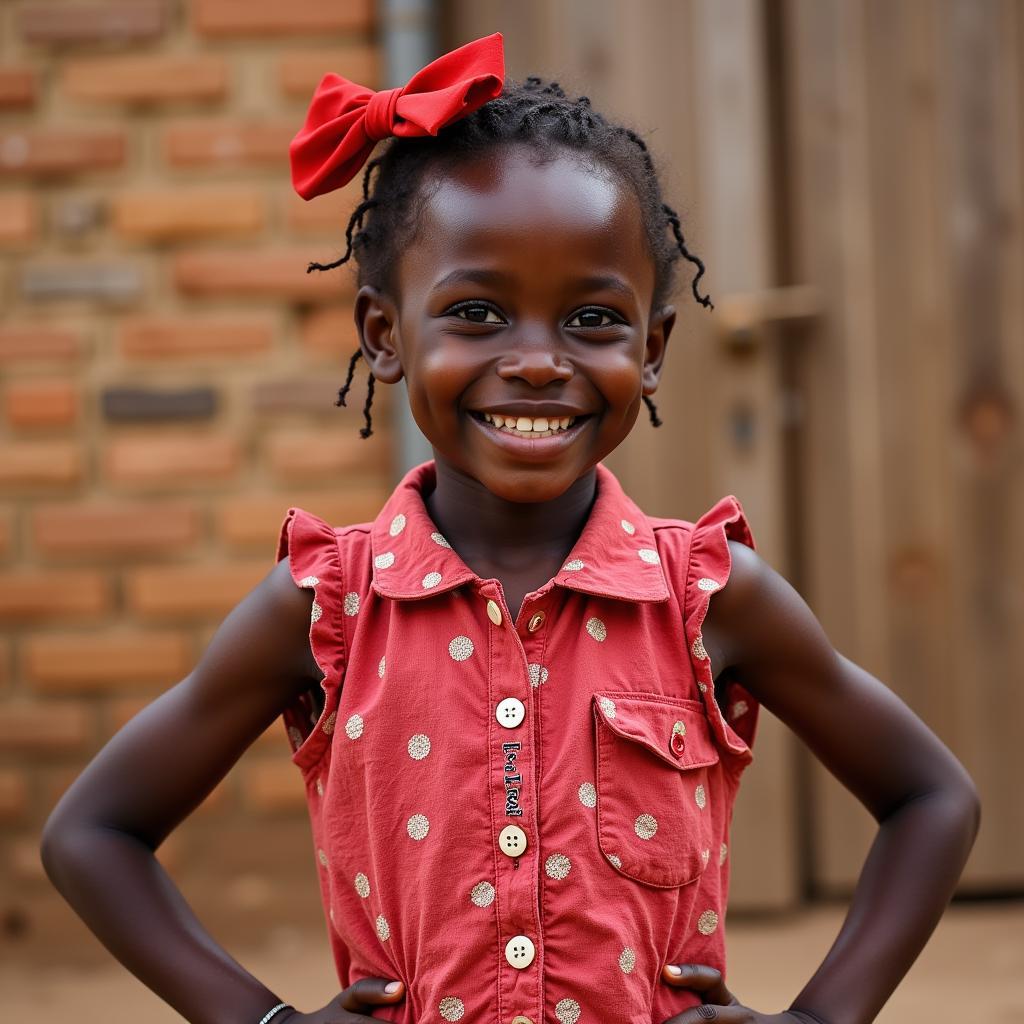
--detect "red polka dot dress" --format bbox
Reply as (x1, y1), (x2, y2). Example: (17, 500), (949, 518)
(275, 459), (759, 1024)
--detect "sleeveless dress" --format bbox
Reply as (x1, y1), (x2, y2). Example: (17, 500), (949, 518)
(275, 458), (759, 1024)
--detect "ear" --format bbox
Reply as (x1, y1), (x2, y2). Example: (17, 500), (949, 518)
(354, 284), (405, 384)
(641, 303), (676, 394)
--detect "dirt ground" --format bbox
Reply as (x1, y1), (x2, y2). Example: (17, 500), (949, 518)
(4, 900), (1022, 1022)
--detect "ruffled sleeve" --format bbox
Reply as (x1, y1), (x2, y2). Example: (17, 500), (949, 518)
(276, 507), (348, 774)
(683, 495), (759, 770)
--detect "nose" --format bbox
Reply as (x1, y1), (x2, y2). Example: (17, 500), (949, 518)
(495, 329), (574, 387)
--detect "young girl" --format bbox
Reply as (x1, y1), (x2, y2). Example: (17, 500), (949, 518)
(41, 32), (979, 1024)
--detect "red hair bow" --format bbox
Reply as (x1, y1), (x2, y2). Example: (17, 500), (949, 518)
(290, 32), (505, 201)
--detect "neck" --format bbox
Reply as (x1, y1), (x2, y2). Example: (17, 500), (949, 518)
(424, 454), (597, 569)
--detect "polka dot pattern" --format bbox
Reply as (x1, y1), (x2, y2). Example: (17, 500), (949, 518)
(697, 909), (719, 935)
(354, 872), (370, 898)
(619, 947), (636, 973)
(310, 600), (322, 623)
(545, 853), (571, 879)
(374, 551), (395, 569)
(448, 635), (474, 661)
(298, 575), (319, 587)
(528, 663), (549, 687)
(470, 881), (495, 908)
(389, 513), (406, 536)
(577, 781), (597, 808)
(598, 696), (616, 718)
(407, 733), (431, 760)
(586, 616), (607, 642)
(634, 813), (658, 840)
(422, 571), (442, 589)
(720, 842), (729, 865)
(637, 547), (660, 564)
(620, 518), (636, 534)
(439, 996), (465, 1021)
(606, 853), (622, 869)
(555, 997), (581, 1024)
(430, 531), (451, 548)
(376, 914), (390, 941)
(407, 813), (430, 840)
(321, 711), (336, 736)
(562, 559), (585, 571)
(344, 713), (364, 740)
(697, 577), (721, 591)
(343, 591), (360, 615)
(695, 784), (707, 810)
(377, 655), (386, 678)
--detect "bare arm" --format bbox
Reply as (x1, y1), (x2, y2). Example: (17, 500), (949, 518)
(41, 557), (322, 1024)
(676, 540), (980, 1024)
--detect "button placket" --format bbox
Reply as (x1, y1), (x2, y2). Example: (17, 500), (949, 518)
(485, 584), (542, 1024)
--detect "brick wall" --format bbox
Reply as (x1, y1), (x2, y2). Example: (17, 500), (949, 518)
(0, 0), (395, 964)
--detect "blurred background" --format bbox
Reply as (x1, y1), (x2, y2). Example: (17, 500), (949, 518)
(1, 0), (1021, 1019)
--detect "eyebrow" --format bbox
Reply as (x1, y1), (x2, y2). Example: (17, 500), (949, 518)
(430, 268), (637, 299)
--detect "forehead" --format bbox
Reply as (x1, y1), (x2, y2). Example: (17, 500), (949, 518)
(397, 145), (654, 300)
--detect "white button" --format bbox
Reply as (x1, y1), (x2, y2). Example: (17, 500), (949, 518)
(495, 697), (525, 728)
(498, 824), (527, 857)
(486, 599), (502, 626)
(505, 934), (536, 969)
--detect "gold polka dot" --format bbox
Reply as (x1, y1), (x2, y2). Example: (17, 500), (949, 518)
(354, 872), (370, 898)
(377, 654), (385, 678)
(470, 880), (495, 907)
(598, 696), (616, 718)
(389, 513), (406, 536)
(321, 711), (336, 735)
(344, 713), (364, 739)
(691, 634), (708, 660)
(298, 575), (319, 587)
(448, 635), (474, 661)
(317, 848), (328, 867)
(430, 531), (451, 548)
(586, 616), (607, 642)
(528, 663), (549, 687)
(376, 914), (390, 941)
(407, 733), (430, 760)
(555, 997), (581, 1024)
(422, 571), (442, 589)
(619, 947), (636, 973)
(720, 842), (728, 865)
(562, 558), (585, 571)
(407, 813), (430, 840)
(695, 783), (707, 810)
(343, 591), (359, 615)
(637, 547), (660, 564)
(697, 909), (719, 935)
(315, 777), (324, 796)
(606, 852), (622, 869)
(439, 996), (465, 1021)
(374, 551), (395, 569)
(578, 781), (596, 808)
(545, 853), (571, 879)
(697, 577), (721, 591)
(635, 813), (658, 839)
(310, 600), (322, 623)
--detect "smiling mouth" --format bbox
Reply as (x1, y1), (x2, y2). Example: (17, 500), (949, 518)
(468, 410), (591, 438)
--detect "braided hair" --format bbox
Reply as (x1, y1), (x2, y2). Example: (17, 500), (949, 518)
(309, 76), (713, 438)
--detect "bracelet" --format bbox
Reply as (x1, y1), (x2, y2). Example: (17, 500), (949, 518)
(257, 1002), (292, 1024)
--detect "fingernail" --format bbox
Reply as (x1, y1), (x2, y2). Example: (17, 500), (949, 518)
(665, 965), (682, 976)
(385, 981), (402, 993)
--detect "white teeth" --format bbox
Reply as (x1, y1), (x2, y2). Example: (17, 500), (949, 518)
(480, 412), (578, 435)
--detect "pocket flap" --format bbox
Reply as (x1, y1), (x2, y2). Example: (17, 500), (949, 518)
(592, 692), (719, 770)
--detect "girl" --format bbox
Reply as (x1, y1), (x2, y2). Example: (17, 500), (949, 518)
(41, 31), (979, 1024)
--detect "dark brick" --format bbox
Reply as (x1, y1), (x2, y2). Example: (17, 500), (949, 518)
(19, 2), (168, 45)
(21, 263), (143, 304)
(101, 386), (218, 422)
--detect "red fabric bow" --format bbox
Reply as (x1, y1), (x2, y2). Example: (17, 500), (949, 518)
(290, 32), (505, 200)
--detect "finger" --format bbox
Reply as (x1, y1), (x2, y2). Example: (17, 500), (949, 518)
(337, 977), (405, 1013)
(663, 1004), (751, 1024)
(661, 964), (738, 1005)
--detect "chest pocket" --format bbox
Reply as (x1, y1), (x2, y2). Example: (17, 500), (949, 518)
(592, 692), (719, 889)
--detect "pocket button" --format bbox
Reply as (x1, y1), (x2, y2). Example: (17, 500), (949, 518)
(670, 731), (686, 756)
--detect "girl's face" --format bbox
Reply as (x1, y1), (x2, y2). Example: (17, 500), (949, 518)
(356, 143), (676, 504)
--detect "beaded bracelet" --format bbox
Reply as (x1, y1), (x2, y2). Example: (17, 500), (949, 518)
(257, 1002), (292, 1024)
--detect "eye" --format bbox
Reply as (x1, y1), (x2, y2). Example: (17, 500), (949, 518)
(566, 308), (623, 329)
(445, 302), (506, 324)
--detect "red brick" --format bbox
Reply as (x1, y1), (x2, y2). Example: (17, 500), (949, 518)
(0, 700), (95, 753)
(0, 570), (110, 620)
(0, 129), (125, 177)
(9, 836), (49, 884)
(174, 249), (351, 302)
(118, 316), (274, 360)
(0, 770), (29, 822)
(105, 434), (239, 486)
(299, 304), (360, 357)
(286, 183), (362, 236)
(5, 378), (77, 428)
(240, 758), (305, 813)
(0, 325), (84, 364)
(64, 55), (227, 106)
(249, 374), (349, 414)
(112, 188), (264, 242)
(124, 562), (268, 619)
(218, 490), (386, 547)
(194, 0), (373, 37)
(265, 428), (388, 481)
(24, 630), (192, 694)
(0, 192), (38, 246)
(278, 46), (380, 98)
(32, 499), (201, 556)
(0, 440), (82, 487)
(163, 119), (293, 169)
(0, 516), (11, 561)
(0, 67), (37, 110)
(18, 2), (168, 45)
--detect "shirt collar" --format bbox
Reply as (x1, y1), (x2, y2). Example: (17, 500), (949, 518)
(369, 459), (670, 604)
